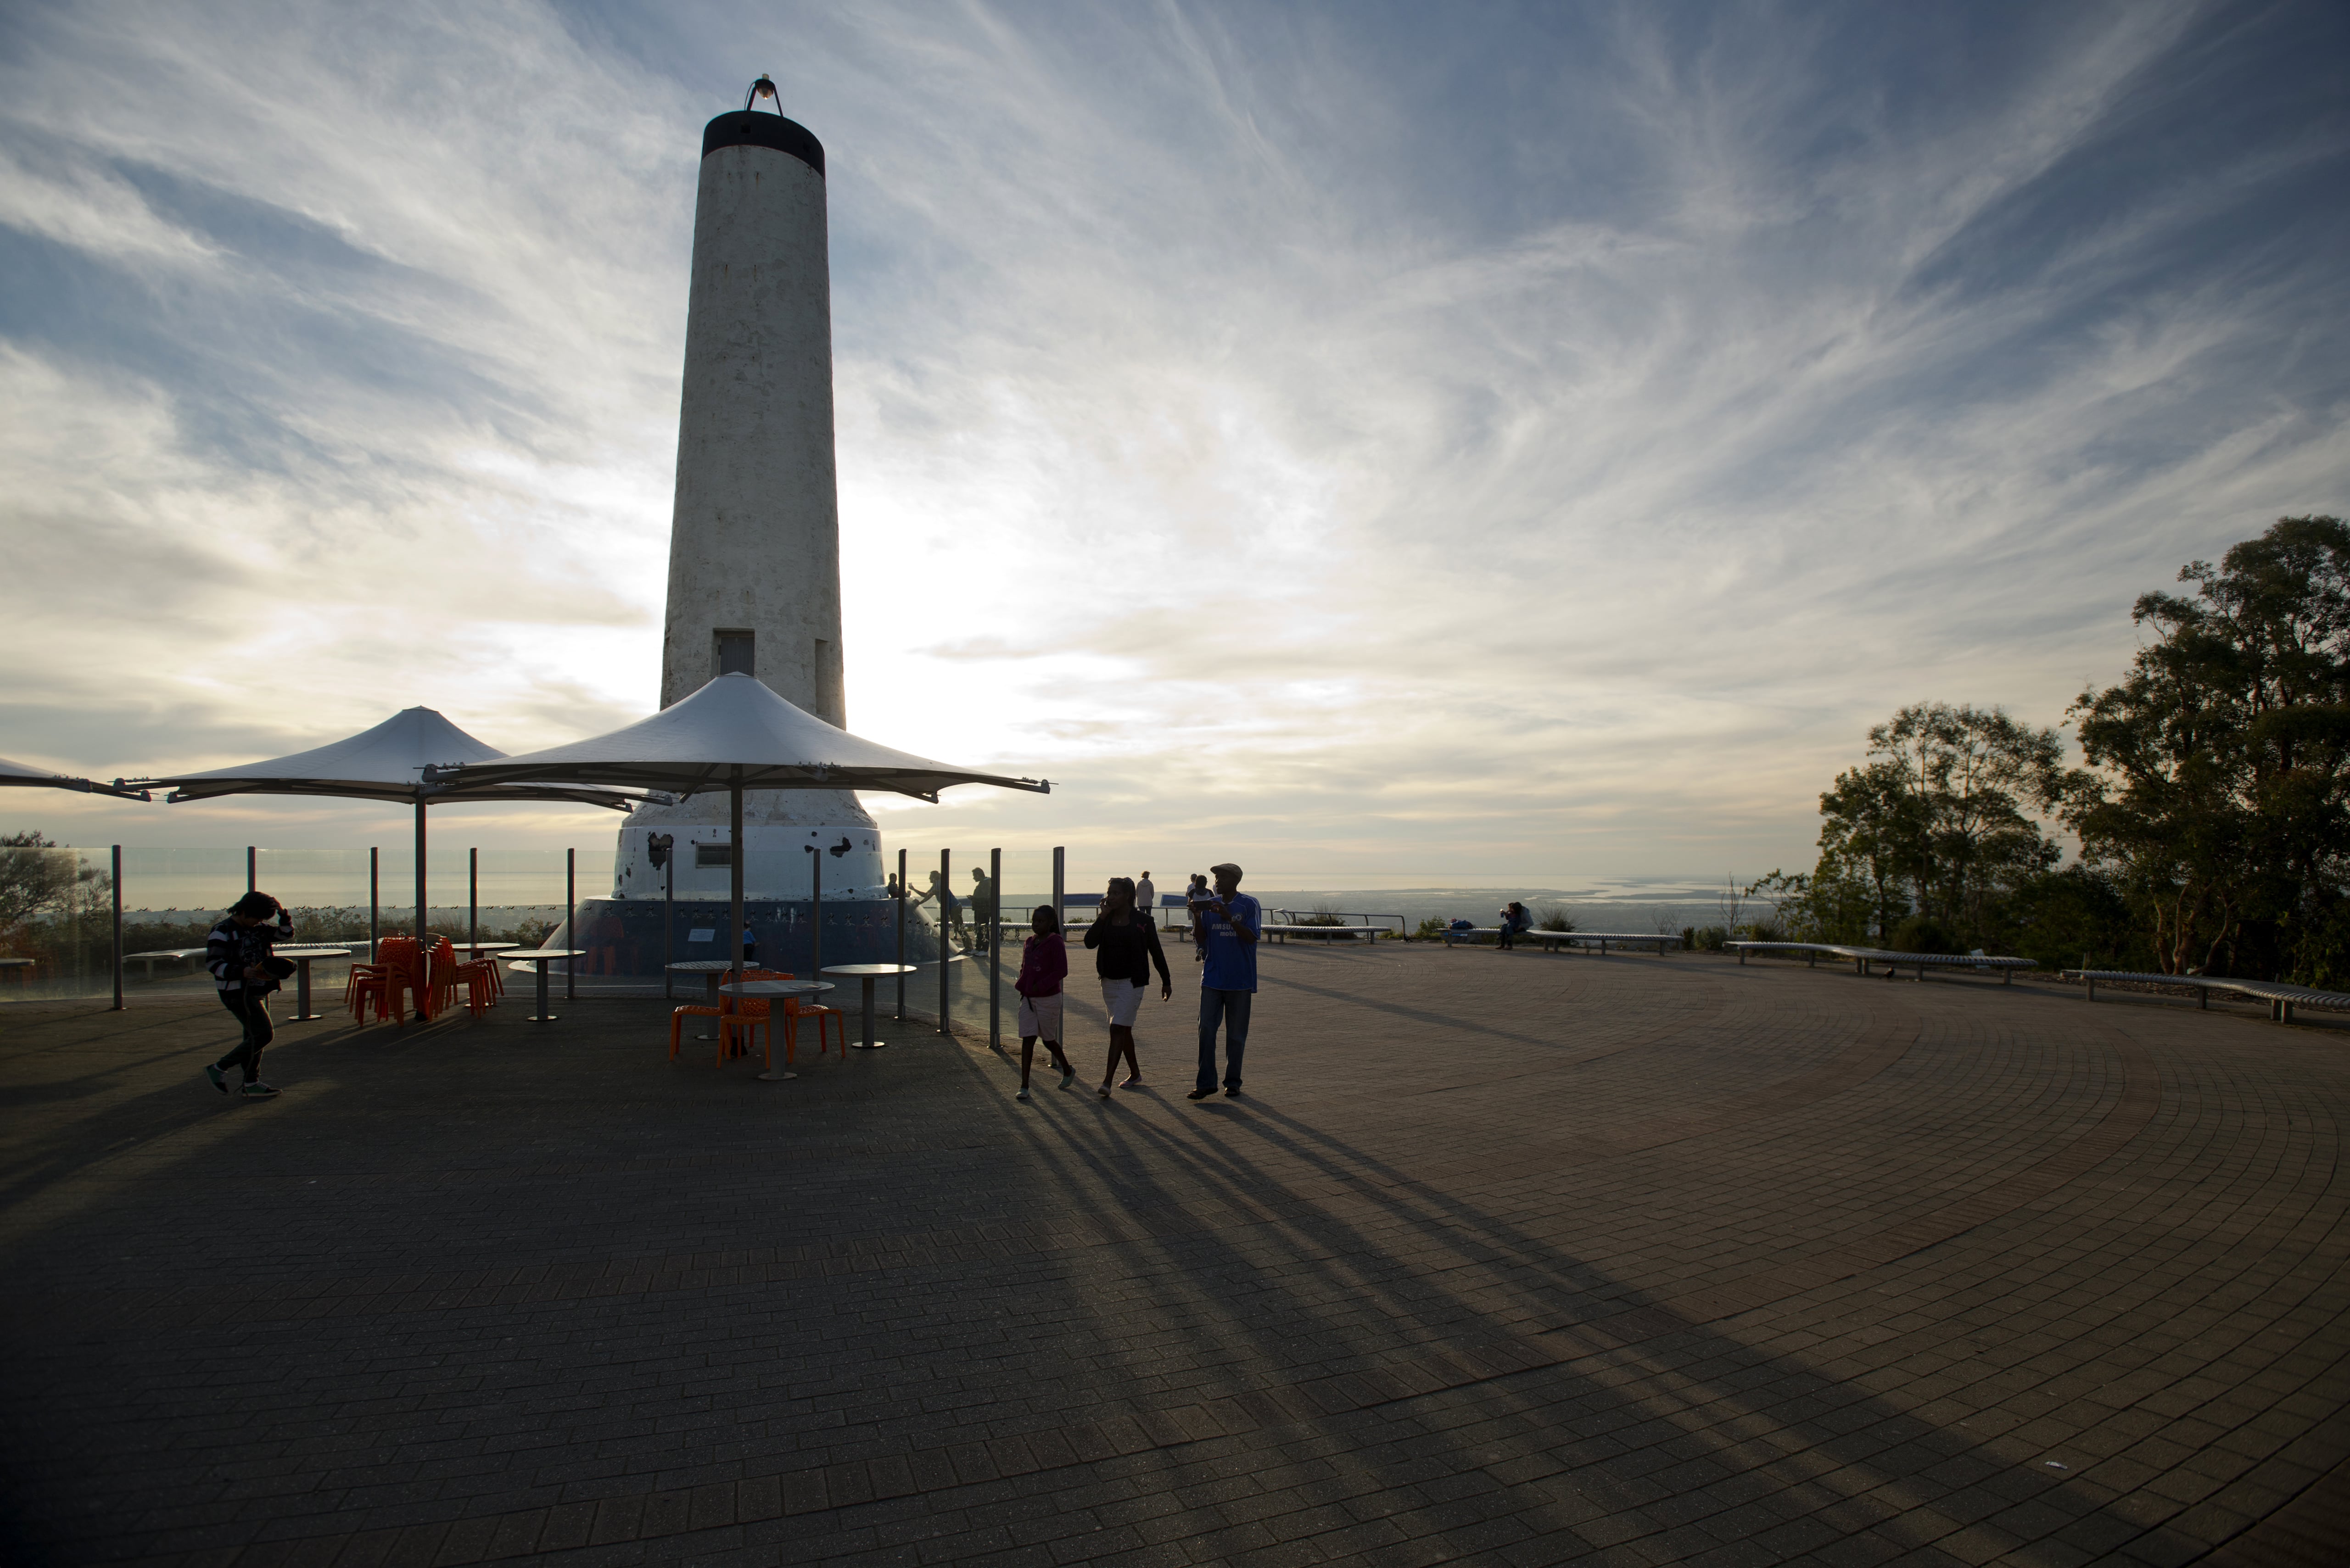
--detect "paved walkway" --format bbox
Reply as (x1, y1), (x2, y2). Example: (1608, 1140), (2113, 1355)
(0, 945), (2344, 1567)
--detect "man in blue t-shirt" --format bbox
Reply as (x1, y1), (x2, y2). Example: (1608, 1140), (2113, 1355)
(1188, 861), (1261, 1100)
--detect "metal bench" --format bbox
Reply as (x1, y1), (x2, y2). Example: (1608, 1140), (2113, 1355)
(124, 947), (209, 981)
(1725, 941), (2036, 982)
(1264, 923), (1379, 943)
(1526, 931), (1676, 956)
(1440, 928), (1675, 954)
(2064, 970), (2350, 1024)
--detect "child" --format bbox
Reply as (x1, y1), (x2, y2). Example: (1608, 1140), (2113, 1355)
(1186, 873), (1212, 960)
(1013, 905), (1072, 1099)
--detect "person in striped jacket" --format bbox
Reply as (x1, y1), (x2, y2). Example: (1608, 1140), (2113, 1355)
(204, 891), (293, 1099)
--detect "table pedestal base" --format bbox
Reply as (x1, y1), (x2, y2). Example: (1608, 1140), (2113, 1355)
(292, 960), (324, 1021)
(756, 1068), (798, 1081)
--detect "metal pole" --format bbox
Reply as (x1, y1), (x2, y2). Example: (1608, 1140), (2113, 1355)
(566, 847), (576, 1001)
(728, 784), (744, 997)
(246, 844), (256, 893)
(111, 844), (123, 1011)
(808, 840), (823, 984)
(989, 847), (1002, 1051)
(1052, 846), (1064, 934)
(895, 847), (907, 1020)
(414, 799), (428, 943)
(369, 847), (379, 960)
(468, 848), (477, 949)
(663, 847), (675, 1000)
(939, 848), (951, 1036)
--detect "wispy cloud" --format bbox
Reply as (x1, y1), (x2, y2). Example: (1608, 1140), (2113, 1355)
(2, 0), (2345, 883)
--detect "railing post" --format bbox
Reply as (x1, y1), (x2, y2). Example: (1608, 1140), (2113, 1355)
(895, 848), (907, 1020)
(111, 844), (123, 1011)
(989, 847), (1002, 1051)
(469, 848), (478, 949)
(1052, 846), (1064, 937)
(369, 847), (379, 960)
(565, 848), (576, 1000)
(939, 848), (951, 1035)
(246, 845), (256, 893)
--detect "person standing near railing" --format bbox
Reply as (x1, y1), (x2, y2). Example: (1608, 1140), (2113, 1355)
(1134, 870), (1157, 929)
(1085, 876), (1169, 1099)
(968, 865), (997, 954)
(203, 890), (293, 1099)
(1190, 862), (1260, 1101)
(1185, 872), (1212, 961)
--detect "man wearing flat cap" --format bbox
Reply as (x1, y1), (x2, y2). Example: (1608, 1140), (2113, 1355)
(1189, 862), (1260, 1101)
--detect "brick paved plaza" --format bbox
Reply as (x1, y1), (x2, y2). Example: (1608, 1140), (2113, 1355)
(2, 944), (2346, 1567)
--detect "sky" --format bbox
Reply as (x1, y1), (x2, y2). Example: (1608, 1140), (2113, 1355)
(1, 0), (2345, 889)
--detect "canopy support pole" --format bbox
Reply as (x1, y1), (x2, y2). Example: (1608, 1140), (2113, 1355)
(414, 799), (428, 943)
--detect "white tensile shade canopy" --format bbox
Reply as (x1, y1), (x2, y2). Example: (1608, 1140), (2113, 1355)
(425, 673), (1050, 991)
(0, 755), (149, 800)
(127, 708), (653, 939)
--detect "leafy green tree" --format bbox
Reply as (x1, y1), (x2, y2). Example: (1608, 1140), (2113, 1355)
(1790, 704), (2061, 947)
(2063, 516), (2350, 978)
(0, 831), (95, 926)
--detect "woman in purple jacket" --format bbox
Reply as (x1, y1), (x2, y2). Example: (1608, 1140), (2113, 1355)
(1013, 906), (1072, 1101)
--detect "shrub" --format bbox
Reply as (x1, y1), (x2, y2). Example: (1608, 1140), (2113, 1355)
(1691, 926), (1728, 951)
(1413, 916), (1449, 940)
(1298, 903), (1348, 927)
(1534, 904), (1574, 932)
(1891, 915), (1953, 954)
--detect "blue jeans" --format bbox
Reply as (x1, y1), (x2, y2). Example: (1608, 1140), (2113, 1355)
(1197, 988), (1253, 1092)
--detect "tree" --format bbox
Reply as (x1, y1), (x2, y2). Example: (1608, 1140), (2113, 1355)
(0, 830), (88, 926)
(1813, 759), (1923, 940)
(1802, 704), (2062, 947)
(2063, 516), (2350, 978)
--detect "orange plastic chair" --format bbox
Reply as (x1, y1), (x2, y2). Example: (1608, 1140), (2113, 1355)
(362, 937), (425, 1024)
(431, 943), (496, 1018)
(784, 992), (845, 1060)
(720, 968), (790, 1068)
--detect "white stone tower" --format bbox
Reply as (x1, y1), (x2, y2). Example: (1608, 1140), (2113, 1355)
(610, 84), (886, 907)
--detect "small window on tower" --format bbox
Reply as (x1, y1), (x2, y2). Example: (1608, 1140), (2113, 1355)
(694, 843), (736, 869)
(715, 629), (754, 678)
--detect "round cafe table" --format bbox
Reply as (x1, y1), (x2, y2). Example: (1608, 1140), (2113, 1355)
(274, 946), (352, 1021)
(819, 963), (923, 1049)
(667, 960), (741, 1039)
(717, 979), (835, 1081)
(456, 940), (522, 961)
(505, 949), (586, 1023)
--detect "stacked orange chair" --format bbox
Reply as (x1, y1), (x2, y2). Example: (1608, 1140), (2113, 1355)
(350, 936), (423, 1024)
(430, 939), (498, 1018)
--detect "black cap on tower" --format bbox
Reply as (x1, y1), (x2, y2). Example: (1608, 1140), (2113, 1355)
(704, 75), (824, 175)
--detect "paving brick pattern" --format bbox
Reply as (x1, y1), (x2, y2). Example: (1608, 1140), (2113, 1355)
(1, 944), (2345, 1566)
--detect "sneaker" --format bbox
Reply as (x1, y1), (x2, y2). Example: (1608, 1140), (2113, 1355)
(1058, 1069), (1075, 1089)
(240, 1081), (280, 1099)
(1097, 1083), (1113, 1099)
(205, 1065), (228, 1094)
(1224, 1086), (1242, 1097)
(1015, 1088), (1032, 1102)
(1120, 1076), (1145, 1090)
(1187, 1088), (1215, 1101)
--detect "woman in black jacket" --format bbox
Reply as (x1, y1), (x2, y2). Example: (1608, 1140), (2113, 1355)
(1085, 876), (1171, 1099)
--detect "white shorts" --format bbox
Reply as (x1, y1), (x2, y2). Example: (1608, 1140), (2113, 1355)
(1017, 992), (1064, 1041)
(1100, 977), (1146, 1028)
